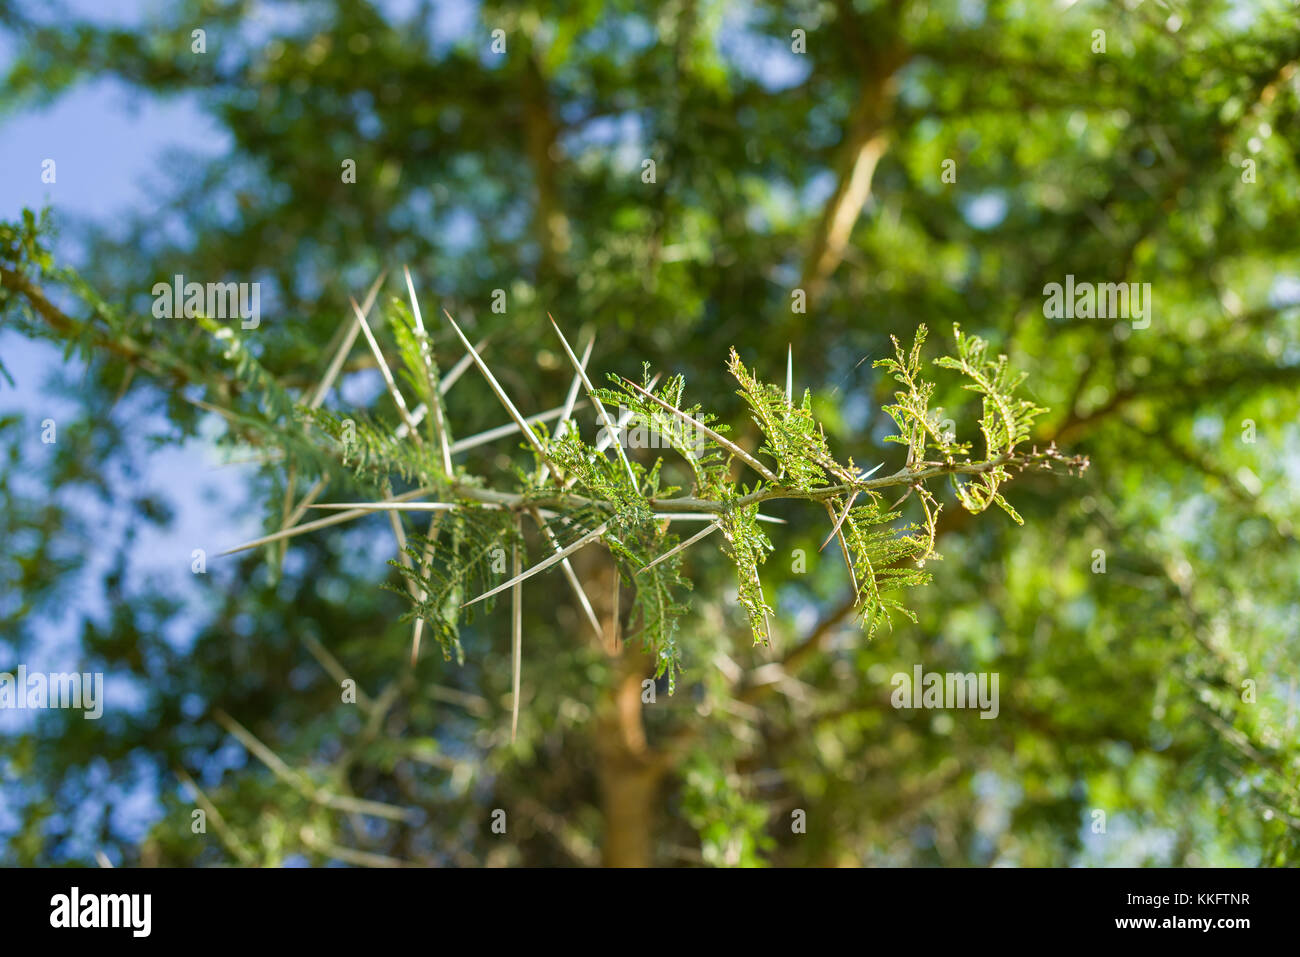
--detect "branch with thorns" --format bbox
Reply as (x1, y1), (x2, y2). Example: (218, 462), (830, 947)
(211, 271), (1087, 736)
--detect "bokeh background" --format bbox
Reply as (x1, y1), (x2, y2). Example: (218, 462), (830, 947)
(1, 0), (1298, 867)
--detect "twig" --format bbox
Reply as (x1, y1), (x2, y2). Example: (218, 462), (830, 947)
(213, 709), (419, 822)
(302, 634), (374, 711)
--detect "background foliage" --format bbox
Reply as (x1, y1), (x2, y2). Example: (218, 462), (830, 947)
(2, 0), (1299, 866)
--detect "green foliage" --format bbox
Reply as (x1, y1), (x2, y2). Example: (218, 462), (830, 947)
(718, 499), (776, 644)
(596, 371), (731, 496)
(727, 348), (840, 490)
(6, 0), (1299, 870)
(875, 323), (963, 464)
(680, 749), (774, 867)
(265, 318), (1061, 656)
(616, 522), (692, 692)
(304, 404), (431, 487)
(877, 323), (1047, 525)
(933, 324), (1047, 523)
(543, 426), (650, 529)
(842, 501), (933, 636)
(390, 509), (521, 664)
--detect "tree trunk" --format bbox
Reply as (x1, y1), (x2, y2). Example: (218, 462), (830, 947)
(594, 648), (663, 867)
(573, 550), (665, 868)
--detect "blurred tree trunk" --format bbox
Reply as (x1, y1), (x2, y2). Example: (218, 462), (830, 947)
(520, 38), (570, 279)
(595, 648), (663, 867)
(578, 552), (665, 867)
(799, 2), (909, 310)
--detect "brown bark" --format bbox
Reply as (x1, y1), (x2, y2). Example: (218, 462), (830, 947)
(798, 5), (909, 310)
(594, 648), (664, 867)
(800, 115), (891, 306)
(573, 550), (666, 867)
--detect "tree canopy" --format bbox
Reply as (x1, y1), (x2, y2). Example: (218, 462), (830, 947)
(1, 0), (1298, 867)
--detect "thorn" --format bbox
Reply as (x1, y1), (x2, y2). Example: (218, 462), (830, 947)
(609, 564), (622, 653)
(526, 508), (603, 643)
(548, 314), (639, 490)
(786, 344), (793, 406)
(442, 308), (557, 470)
(819, 490), (860, 552)
(461, 522), (608, 609)
(310, 271), (387, 410)
(350, 296), (424, 445)
(449, 405), (568, 455)
(440, 336), (491, 394)
(536, 335), (594, 487)
(402, 266), (454, 473)
(620, 376), (780, 485)
(307, 501), (462, 512)
(221, 487), (433, 554)
(637, 522), (721, 576)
